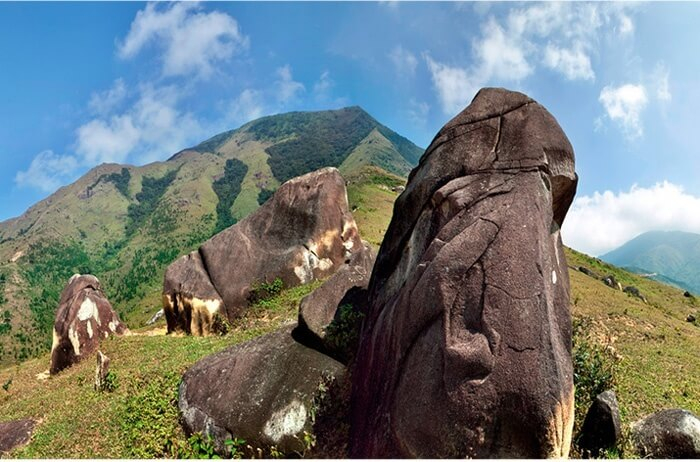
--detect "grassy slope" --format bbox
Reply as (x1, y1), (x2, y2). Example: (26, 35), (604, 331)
(2, 162), (699, 458)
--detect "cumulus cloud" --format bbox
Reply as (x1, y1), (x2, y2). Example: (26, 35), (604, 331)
(88, 78), (127, 116)
(426, 3), (636, 114)
(15, 150), (80, 193)
(274, 65), (305, 104)
(117, 2), (248, 79)
(225, 89), (266, 126)
(599, 83), (648, 140)
(562, 181), (700, 256)
(389, 45), (418, 77)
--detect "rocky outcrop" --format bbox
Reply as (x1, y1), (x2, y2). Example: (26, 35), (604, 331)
(50, 275), (128, 375)
(296, 243), (374, 358)
(163, 168), (365, 334)
(179, 324), (344, 456)
(577, 390), (622, 457)
(623, 285), (647, 303)
(631, 409), (700, 458)
(603, 275), (622, 291)
(0, 419), (36, 455)
(349, 88), (578, 458)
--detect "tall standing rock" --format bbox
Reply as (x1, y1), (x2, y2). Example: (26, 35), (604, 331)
(350, 88), (578, 458)
(163, 167), (367, 333)
(50, 274), (128, 375)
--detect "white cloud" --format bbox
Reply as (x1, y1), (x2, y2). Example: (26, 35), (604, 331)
(619, 14), (634, 36)
(599, 83), (648, 140)
(313, 70), (334, 101)
(652, 63), (672, 103)
(15, 150), (80, 193)
(117, 2), (248, 79)
(426, 3), (638, 114)
(226, 89), (266, 126)
(389, 45), (418, 77)
(562, 181), (700, 256)
(88, 78), (127, 116)
(274, 65), (305, 104)
(424, 54), (481, 115)
(475, 18), (532, 81)
(543, 43), (594, 81)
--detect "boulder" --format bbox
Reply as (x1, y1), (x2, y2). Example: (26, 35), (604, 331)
(94, 351), (111, 392)
(577, 390), (622, 457)
(603, 275), (622, 291)
(162, 251), (224, 335)
(687, 314), (696, 323)
(296, 243), (375, 358)
(0, 419), (36, 454)
(624, 285), (647, 303)
(146, 309), (164, 326)
(684, 290), (693, 298)
(578, 266), (598, 278)
(350, 88), (578, 458)
(631, 408), (700, 458)
(164, 168), (365, 333)
(179, 324), (345, 456)
(50, 274), (128, 375)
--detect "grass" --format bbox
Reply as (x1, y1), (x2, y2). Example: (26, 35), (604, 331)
(0, 281), (321, 458)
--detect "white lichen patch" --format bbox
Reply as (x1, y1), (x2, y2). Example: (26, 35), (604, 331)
(317, 258), (333, 271)
(552, 270), (557, 284)
(68, 326), (81, 356)
(108, 321), (117, 332)
(86, 320), (93, 338)
(294, 249), (317, 284)
(50, 328), (60, 354)
(78, 297), (100, 325)
(263, 399), (308, 443)
(681, 414), (700, 452)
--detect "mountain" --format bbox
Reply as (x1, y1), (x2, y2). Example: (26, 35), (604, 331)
(0, 106), (422, 365)
(601, 230), (700, 294)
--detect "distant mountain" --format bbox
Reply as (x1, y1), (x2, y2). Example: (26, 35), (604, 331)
(601, 230), (700, 294)
(0, 106), (422, 365)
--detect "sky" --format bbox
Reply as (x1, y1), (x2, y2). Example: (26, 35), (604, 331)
(1, 1), (700, 256)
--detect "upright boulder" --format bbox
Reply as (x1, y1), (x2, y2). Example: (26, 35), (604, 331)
(50, 274), (128, 375)
(631, 408), (700, 458)
(163, 167), (365, 333)
(350, 88), (578, 458)
(577, 390), (622, 457)
(179, 324), (345, 456)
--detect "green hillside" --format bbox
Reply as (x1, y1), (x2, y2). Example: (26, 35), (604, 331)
(602, 230), (700, 294)
(0, 107), (423, 367)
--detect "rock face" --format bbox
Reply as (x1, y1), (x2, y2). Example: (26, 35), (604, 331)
(349, 88), (578, 458)
(163, 167), (365, 334)
(631, 409), (700, 458)
(577, 390), (622, 457)
(50, 275), (128, 375)
(297, 243), (375, 356)
(179, 324), (345, 455)
(0, 419), (36, 454)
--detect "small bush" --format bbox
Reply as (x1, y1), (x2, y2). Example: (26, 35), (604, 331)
(324, 304), (365, 362)
(248, 278), (284, 305)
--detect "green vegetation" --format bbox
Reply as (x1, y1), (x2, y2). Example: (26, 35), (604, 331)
(126, 170), (178, 236)
(247, 107), (421, 183)
(247, 278), (284, 306)
(257, 188), (275, 205)
(90, 168), (132, 199)
(324, 303), (364, 362)
(212, 159), (248, 232)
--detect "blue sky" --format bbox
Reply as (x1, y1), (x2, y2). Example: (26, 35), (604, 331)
(1, 1), (700, 256)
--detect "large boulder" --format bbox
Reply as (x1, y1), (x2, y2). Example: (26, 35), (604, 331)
(50, 274), (128, 375)
(163, 167), (365, 334)
(296, 243), (375, 358)
(179, 324), (345, 456)
(349, 88), (578, 458)
(0, 419), (36, 455)
(631, 408), (700, 458)
(162, 251), (224, 335)
(577, 390), (622, 457)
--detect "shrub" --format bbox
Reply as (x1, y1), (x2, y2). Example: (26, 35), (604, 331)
(324, 303), (365, 362)
(248, 278), (284, 305)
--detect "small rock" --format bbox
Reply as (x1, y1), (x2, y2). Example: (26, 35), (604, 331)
(578, 266), (597, 278)
(577, 390), (622, 458)
(94, 351), (111, 392)
(623, 286), (647, 303)
(146, 309), (164, 326)
(684, 291), (693, 298)
(0, 419), (36, 454)
(603, 275), (621, 290)
(687, 314), (696, 323)
(631, 408), (700, 458)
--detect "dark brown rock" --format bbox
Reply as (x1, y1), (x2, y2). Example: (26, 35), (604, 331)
(577, 390), (622, 457)
(0, 419), (36, 454)
(623, 285), (647, 303)
(688, 313), (697, 323)
(164, 168), (365, 333)
(50, 274), (128, 375)
(162, 251), (224, 335)
(350, 88), (578, 458)
(296, 242), (375, 357)
(578, 266), (598, 279)
(603, 275), (622, 291)
(631, 408), (700, 458)
(179, 323), (345, 456)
